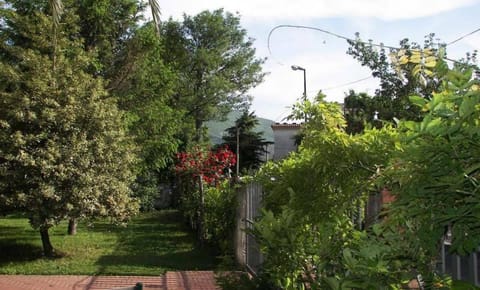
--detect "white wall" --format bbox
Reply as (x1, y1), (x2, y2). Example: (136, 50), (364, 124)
(272, 125), (301, 160)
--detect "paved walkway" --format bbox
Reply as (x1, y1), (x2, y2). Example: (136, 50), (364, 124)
(0, 271), (220, 290)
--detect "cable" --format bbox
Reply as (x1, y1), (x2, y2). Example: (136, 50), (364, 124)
(321, 76), (373, 91)
(267, 24), (480, 66)
(446, 27), (480, 46)
(267, 24), (398, 58)
(267, 24), (479, 105)
(273, 107), (293, 122)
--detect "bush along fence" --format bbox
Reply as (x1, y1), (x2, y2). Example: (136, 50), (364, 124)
(226, 52), (480, 289)
(174, 146), (238, 254)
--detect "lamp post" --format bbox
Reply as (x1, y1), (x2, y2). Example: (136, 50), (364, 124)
(291, 65), (307, 122)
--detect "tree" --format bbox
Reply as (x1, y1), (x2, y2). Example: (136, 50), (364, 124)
(343, 90), (374, 134)
(253, 97), (399, 289)
(0, 8), (138, 256)
(221, 111), (272, 172)
(161, 9), (265, 143)
(148, 0), (161, 36)
(346, 33), (443, 123)
(345, 34), (478, 135)
(384, 53), (480, 257)
(111, 25), (183, 210)
(343, 90), (392, 134)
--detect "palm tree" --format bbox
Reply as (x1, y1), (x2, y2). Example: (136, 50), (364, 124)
(48, 0), (63, 87)
(149, 0), (161, 36)
(48, 0), (160, 36)
(48, 0), (64, 27)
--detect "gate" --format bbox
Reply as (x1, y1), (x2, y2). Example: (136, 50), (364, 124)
(235, 181), (263, 275)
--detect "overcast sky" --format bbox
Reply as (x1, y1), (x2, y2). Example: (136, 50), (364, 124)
(155, 0), (480, 121)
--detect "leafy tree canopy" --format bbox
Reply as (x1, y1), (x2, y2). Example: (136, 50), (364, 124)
(345, 33), (477, 133)
(161, 9), (265, 142)
(0, 5), (138, 256)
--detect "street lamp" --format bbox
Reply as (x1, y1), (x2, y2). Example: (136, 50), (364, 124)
(291, 65), (307, 122)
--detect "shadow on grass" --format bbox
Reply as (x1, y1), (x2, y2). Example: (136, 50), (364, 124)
(0, 210), (219, 274)
(94, 210), (218, 274)
(0, 223), (44, 264)
(0, 240), (44, 263)
(97, 250), (216, 271)
(0, 240), (65, 265)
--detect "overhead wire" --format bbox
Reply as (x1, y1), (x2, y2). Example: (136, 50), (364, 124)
(321, 76), (374, 91)
(268, 24), (480, 59)
(447, 27), (480, 46)
(266, 25), (390, 92)
(273, 107), (293, 122)
(267, 24), (480, 93)
(267, 24), (398, 59)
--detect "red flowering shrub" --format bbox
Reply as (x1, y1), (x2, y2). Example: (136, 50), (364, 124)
(174, 146), (237, 248)
(175, 146), (236, 185)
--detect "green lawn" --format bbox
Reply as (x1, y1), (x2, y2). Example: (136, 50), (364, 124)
(0, 210), (218, 275)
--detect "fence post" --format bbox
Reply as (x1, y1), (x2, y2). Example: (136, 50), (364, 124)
(234, 185), (247, 266)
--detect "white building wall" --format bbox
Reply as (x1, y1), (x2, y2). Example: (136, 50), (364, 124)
(272, 124), (301, 161)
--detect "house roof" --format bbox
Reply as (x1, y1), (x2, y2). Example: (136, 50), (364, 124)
(271, 122), (303, 129)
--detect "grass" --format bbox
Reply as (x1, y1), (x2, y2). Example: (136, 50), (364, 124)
(0, 210), (218, 275)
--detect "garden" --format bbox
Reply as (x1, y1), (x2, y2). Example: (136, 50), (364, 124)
(1, 1), (480, 289)
(0, 210), (218, 275)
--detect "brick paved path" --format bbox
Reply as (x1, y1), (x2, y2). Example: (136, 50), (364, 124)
(0, 271), (220, 290)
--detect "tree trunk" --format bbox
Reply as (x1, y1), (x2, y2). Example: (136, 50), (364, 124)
(40, 227), (54, 257)
(194, 118), (203, 142)
(67, 218), (77, 235)
(198, 174), (205, 245)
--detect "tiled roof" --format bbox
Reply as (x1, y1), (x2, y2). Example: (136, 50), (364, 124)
(271, 122), (303, 129)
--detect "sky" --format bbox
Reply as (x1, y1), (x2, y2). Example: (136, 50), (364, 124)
(155, 0), (480, 121)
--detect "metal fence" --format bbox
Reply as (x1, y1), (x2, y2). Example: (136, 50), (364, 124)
(441, 242), (480, 286)
(235, 185), (480, 285)
(235, 181), (263, 275)
(367, 191), (480, 286)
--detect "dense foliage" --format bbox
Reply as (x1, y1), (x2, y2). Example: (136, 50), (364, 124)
(161, 9), (265, 142)
(253, 98), (398, 289)
(246, 49), (480, 289)
(0, 6), (138, 256)
(385, 52), (480, 257)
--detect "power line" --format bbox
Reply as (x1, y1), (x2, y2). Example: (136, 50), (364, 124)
(321, 76), (373, 91)
(447, 27), (480, 46)
(274, 107), (293, 122)
(267, 24), (480, 107)
(267, 24), (480, 68)
(267, 24), (398, 59)
(267, 25), (382, 98)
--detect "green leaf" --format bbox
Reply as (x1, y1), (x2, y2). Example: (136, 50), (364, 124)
(424, 117), (443, 135)
(459, 96), (477, 117)
(409, 95), (427, 108)
(322, 277), (340, 290)
(343, 249), (357, 268)
(372, 223), (382, 236)
(424, 56), (437, 68)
